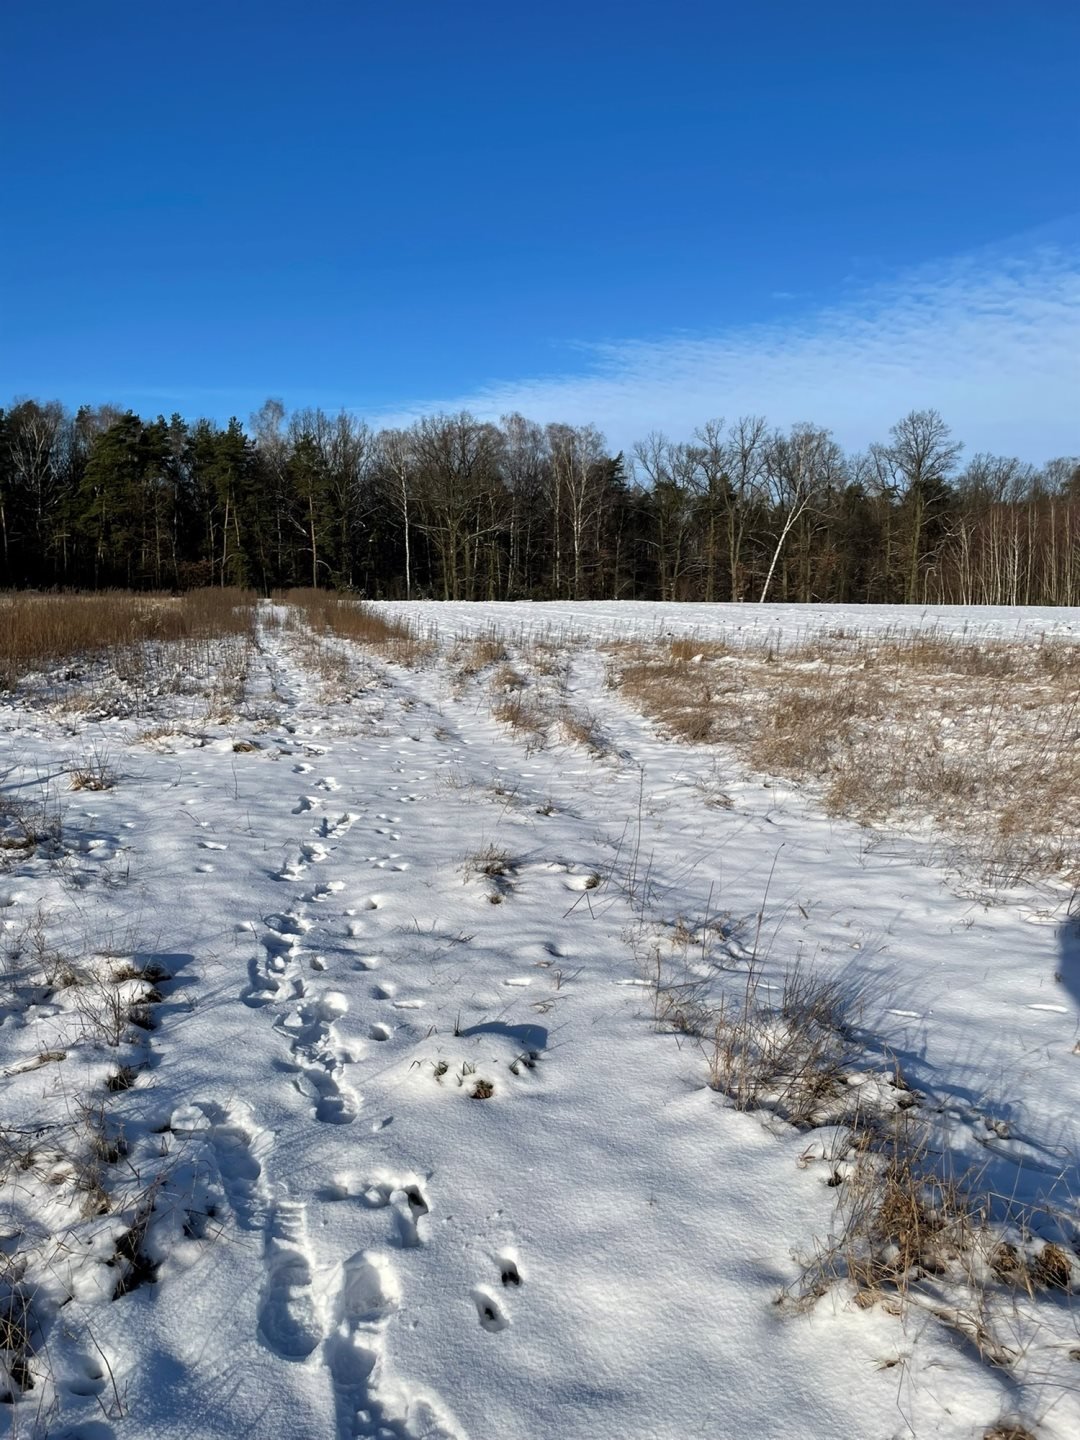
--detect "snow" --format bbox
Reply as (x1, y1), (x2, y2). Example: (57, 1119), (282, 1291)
(1, 599), (1078, 1440)
(371, 598), (1080, 645)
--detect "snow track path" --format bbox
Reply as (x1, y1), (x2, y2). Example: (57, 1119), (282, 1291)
(1, 599), (1078, 1440)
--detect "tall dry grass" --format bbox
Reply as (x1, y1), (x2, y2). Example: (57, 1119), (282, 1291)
(0, 589), (256, 690)
(281, 589), (433, 665)
(612, 628), (1080, 890)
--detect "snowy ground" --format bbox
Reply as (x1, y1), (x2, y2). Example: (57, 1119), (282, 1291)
(1, 600), (1078, 1440)
(373, 598), (1080, 646)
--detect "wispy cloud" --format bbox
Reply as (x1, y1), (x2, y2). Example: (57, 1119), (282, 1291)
(376, 243), (1080, 462)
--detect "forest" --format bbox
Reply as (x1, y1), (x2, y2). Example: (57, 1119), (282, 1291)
(2, 397), (1078, 605)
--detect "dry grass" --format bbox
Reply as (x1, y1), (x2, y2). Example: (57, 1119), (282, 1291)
(284, 589), (433, 666)
(491, 662), (525, 693)
(450, 634), (509, 678)
(279, 614), (371, 702)
(0, 1276), (33, 1398)
(0, 795), (64, 866)
(612, 629), (1080, 889)
(0, 588), (256, 690)
(614, 647), (720, 743)
(781, 1094), (1079, 1376)
(636, 922), (1080, 1387)
(0, 913), (174, 1410)
(69, 745), (117, 792)
(557, 704), (607, 753)
(492, 693), (548, 748)
(461, 842), (515, 904)
(702, 961), (882, 1127)
(519, 637), (570, 684)
(440, 626), (604, 758)
(462, 843), (512, 881)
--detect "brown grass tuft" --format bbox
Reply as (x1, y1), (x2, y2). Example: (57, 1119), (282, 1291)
(492, 693), (548, 746)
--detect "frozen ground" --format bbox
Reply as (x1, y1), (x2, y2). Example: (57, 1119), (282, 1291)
(1, 600), (1078, 1440)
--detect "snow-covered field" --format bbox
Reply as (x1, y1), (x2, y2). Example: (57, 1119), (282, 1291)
(1, 599), (1078, 1440)
(373, 598), (1080, 645)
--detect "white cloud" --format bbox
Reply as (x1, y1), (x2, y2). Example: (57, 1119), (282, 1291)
(374, 244), (1080, 462)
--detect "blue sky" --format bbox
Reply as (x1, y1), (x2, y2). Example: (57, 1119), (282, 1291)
(3, 1), (1079, 457)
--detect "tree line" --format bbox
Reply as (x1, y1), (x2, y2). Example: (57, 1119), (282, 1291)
(2, 397), (1078, 605)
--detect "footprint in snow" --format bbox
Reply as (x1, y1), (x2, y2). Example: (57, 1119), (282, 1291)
(242, 934), (299, 1004)
(360, 1175), (432, 1248)
(279, 842), (328, 880)
(319, 812), (357, 840)
(279, 992), (360, 1125)
(62, 1360), (108, 1400)
(338, 1250), (400, 1327)
(367, 853), (410, 871)
(469, 1227), (527, 1329)
(303, 881), (344, 904)
(258, 1202), (323, 1359)
(266, 912), (311, 936)
(471, 1287), (510, 1333)
(327, 1252), (461, 1440)
(179, 1103), (270, 1231)
(306, 1067), (359, 1126)
(497, 1249), (523, 1288)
